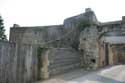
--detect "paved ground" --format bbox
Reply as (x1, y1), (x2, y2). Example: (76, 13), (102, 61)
(36, 65), (125, 83)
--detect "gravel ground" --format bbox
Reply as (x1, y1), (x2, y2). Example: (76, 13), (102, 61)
(35, 65), (125, 83)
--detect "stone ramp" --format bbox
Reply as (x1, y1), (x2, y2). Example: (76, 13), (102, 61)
(35, 65), (125, 83)
(47, 48), (81, 77)
(35, 68), (89, 83)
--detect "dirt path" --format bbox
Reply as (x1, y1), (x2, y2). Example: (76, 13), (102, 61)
(35, 65), (125, 83)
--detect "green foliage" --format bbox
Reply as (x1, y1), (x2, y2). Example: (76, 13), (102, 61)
(0, 15), (7, 41)
(37, 47), (43, 80)
(74, 19), (96, 31)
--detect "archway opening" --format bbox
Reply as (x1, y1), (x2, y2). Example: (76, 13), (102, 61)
(99, 31), (125, 67)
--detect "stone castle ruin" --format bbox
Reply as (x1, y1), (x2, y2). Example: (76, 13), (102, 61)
(0, 8), (125, 83)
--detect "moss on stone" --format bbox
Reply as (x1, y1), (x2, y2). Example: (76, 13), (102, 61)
(37, 47), (43, 80)
(73, 19), (97, 31)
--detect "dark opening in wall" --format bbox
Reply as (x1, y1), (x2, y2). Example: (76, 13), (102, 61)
(97, 26), (102, 32)
(91, 59), (96, 63)
(80, 49), (84, 54)
(67, 38), (71, 41)
(83, 38), (86, 41)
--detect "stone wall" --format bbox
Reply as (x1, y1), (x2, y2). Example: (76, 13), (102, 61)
(9, 9), (99, 49)
(9, 25), (81, 49)
(9, 23), (83, 82)
(23, 47), (81, 80)
(0, 41), (16, 83)
(0, 41), (39, 83)
(0, 41), (81, 83)
(79, 26), (99, 69)
(9, 25), (72, 48)
(15, 44), (38, 83)
(47, 48), (81, 76)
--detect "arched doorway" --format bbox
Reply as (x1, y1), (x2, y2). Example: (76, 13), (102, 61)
(112, 45), (125, 64)
(98, 31), (125, 67)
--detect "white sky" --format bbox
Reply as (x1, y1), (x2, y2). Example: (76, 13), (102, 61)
(0, 0), (125, 38)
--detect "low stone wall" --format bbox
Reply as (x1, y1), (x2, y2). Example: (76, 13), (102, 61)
(47, 48), (81, 77)
(0, 41), (16, 83)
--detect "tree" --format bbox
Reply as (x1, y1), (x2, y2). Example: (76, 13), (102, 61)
(0, 15), (7, 41)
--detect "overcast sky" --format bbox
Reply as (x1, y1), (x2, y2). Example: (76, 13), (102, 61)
(1, 0), (125, 38)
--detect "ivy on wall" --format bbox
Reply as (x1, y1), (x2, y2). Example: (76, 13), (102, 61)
(73, 19), (97, 31)
(37, 47), (43, 80)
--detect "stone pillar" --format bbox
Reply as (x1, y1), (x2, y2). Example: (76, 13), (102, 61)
(122, 16), (125, 22)
(98, 42), (104, 67)
(121, 16), (125, 30)
(41, 49), (49, 79)
(13, 24), (20, 28)
(108, 45), (114, 65)
(85, 8), (92, 13)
